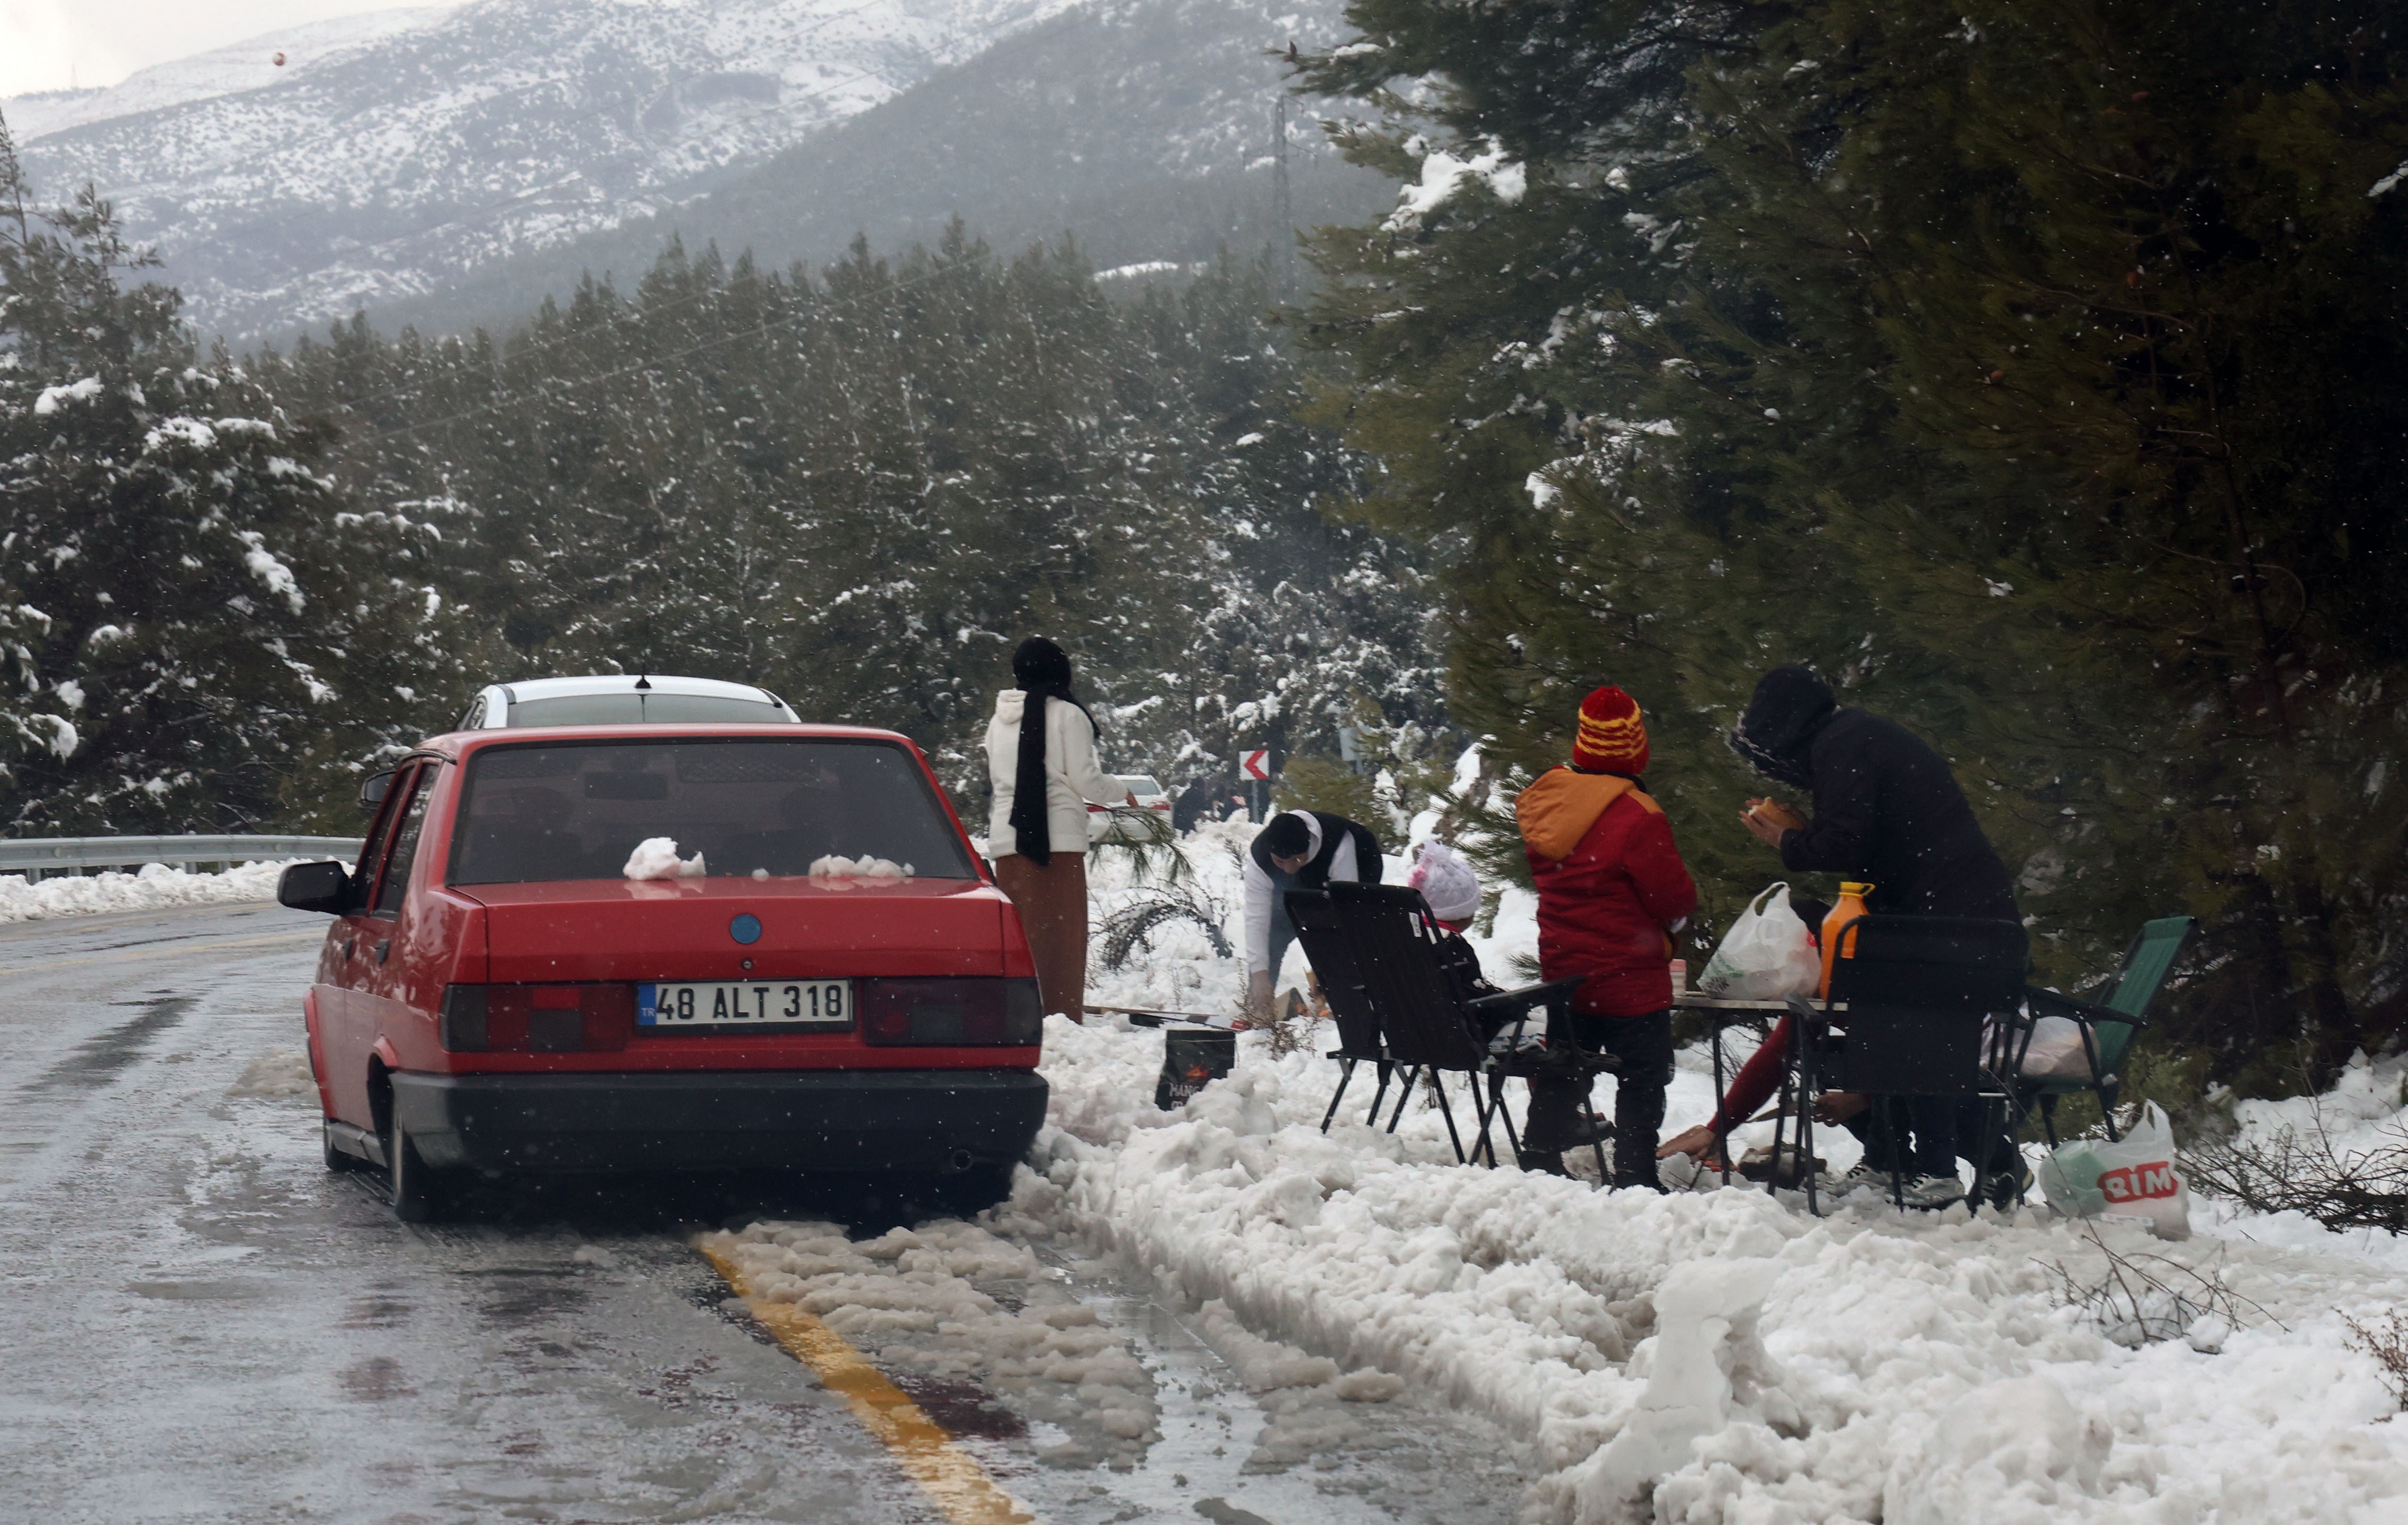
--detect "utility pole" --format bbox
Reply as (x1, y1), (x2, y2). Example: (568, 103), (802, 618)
(1272, 94), (1292, 278)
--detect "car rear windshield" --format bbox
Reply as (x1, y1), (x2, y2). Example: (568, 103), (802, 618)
(505, 693), (788, 726)
(447, 738), (975, 884)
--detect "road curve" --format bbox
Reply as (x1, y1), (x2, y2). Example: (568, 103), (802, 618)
(0, 902), (1528, 1525)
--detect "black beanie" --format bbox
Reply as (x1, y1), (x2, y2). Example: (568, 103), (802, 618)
(1257, 812), (1312, 858)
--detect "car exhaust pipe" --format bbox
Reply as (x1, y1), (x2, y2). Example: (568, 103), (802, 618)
(940, 1149), (976, 1176)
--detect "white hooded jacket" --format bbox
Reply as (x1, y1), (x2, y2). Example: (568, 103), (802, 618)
(983, 689), (1123, 857)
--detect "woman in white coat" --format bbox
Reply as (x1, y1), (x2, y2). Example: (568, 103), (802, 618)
(984, 637), (1133, 1022)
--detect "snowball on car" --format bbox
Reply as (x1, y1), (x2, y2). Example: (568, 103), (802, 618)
(809, 854), (912, 880)
(622, 837), (705, 880)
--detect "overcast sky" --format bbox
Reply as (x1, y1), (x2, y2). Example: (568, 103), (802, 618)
(1, 0), (419, 97)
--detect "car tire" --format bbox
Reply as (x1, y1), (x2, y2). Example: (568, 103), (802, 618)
(386, 1113), (450, 1223)
(322, 1116), (360, 1173)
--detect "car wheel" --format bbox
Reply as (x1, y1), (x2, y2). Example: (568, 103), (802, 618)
(386, 1113), (449, 1223)
(322, 1116), (360, 1173)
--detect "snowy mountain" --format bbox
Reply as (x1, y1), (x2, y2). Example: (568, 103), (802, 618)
(2, 8), (455, 141)
(5, 0), (1076, 339)
(362, 0), (1389, 338)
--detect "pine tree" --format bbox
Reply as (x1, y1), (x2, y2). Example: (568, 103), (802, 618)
(1294, 0), (2408, 1086)
(0, 127), (489, 832)
(258, 226), (1448, 822)
(1678, 0), (2408, 1081)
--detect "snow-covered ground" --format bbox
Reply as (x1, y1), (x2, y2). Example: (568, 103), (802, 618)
(0, 859), (294, 924)
(966, 824), (2408, 1522)
(2194, 1053), (2408, 1279)
(33, 817), (2408, 1517)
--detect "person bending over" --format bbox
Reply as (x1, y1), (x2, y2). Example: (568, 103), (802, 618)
(1515, 685), (1696, 1188)
(1241, 808), (1383, 1022)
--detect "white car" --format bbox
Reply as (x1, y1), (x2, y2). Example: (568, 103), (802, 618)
(454, 675), (799, 730)
(1088, 774), (1174, 845)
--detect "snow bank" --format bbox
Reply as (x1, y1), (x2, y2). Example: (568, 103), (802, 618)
(2194, 1051), (2408, 1276)
(0, 859), (293, 923)
(1009, 820), (2408, 1520)
(1029, 1012), (2408, 1521)
(2228, 1050), (2408, 1157)
(688, 813), (2408, 1516)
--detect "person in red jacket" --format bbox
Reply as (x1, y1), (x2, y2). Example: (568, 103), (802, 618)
(1514, 685), (1697, 1188)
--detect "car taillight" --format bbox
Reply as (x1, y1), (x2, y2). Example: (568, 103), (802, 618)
(859, 978), (1043, 1046)
(439, 984), (634, 1053)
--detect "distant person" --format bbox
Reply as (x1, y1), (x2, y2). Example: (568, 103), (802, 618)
(983, 638), (1134, 1024)
(1241, 807), (1383, 1022)
(1515, 685), (1695, 1188)
(1658, 665), (2024, 1207)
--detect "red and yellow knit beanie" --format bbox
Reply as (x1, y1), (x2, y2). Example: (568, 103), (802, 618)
(1571, 685), (1650, 775)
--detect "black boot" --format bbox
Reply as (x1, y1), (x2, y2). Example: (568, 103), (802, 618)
(1523, 1078), (1614, 1151)
(1611, 1083), (1668, 1191)
(1516, 1149), (1573, 1177)
(1520, 1075), (1583, 1151)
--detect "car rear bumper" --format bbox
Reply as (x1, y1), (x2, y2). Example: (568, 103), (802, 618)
(389, 1068), (1047, 1174)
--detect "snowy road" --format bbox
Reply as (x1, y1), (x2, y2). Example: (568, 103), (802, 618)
(0, 902), (1528, 1525)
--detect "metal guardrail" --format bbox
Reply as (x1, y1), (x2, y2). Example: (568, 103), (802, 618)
(0, 835), (365, 880)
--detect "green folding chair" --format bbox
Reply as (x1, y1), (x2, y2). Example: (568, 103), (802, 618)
(2017, 915), (2198, 1144)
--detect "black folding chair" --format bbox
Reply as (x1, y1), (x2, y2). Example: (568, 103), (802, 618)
(1285, 887), (1400, 1134)
(1773, 915), (2027, 1215)
(1324, 883), (1612, 1174)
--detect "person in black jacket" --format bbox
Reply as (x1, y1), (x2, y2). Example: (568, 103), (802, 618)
(1729, 664), (2025, 1207)
(1732, 666), (2021, 925)
(1241, 809), (1383, 1021)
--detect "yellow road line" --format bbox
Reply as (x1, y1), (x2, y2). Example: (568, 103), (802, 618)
(700, 1244), (1036, 1525)
(0, 929), (322, 979)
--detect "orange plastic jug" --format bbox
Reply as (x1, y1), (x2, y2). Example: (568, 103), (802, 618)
(1818, 882), (1873, 999)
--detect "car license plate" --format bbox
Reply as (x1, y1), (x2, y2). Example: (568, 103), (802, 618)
(637, 980), (851, 1030)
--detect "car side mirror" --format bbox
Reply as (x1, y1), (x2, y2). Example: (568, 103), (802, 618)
(358, 768), (395, 812)
(278, 860), (355, 916)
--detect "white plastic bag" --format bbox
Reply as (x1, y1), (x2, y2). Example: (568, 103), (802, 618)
(1697, 882), (1822, 1001)
(2036, 1101), (2191, 1241)
(1981, 1012), (2098, 1080)
(2018, 1015), (2097, 1079)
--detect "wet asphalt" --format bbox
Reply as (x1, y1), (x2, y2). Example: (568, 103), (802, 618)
(0, 901), (1530, 1525)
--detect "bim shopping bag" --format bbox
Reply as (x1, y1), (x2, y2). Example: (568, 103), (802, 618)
(1697, 882), (1822, 1001)
(2036, 1101), (2192, 1241)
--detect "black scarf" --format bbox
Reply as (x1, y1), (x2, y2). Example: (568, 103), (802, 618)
(1007, 638), (1091, 865)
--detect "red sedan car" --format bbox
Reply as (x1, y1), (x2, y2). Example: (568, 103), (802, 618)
(278, 723), (1046, 1220)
